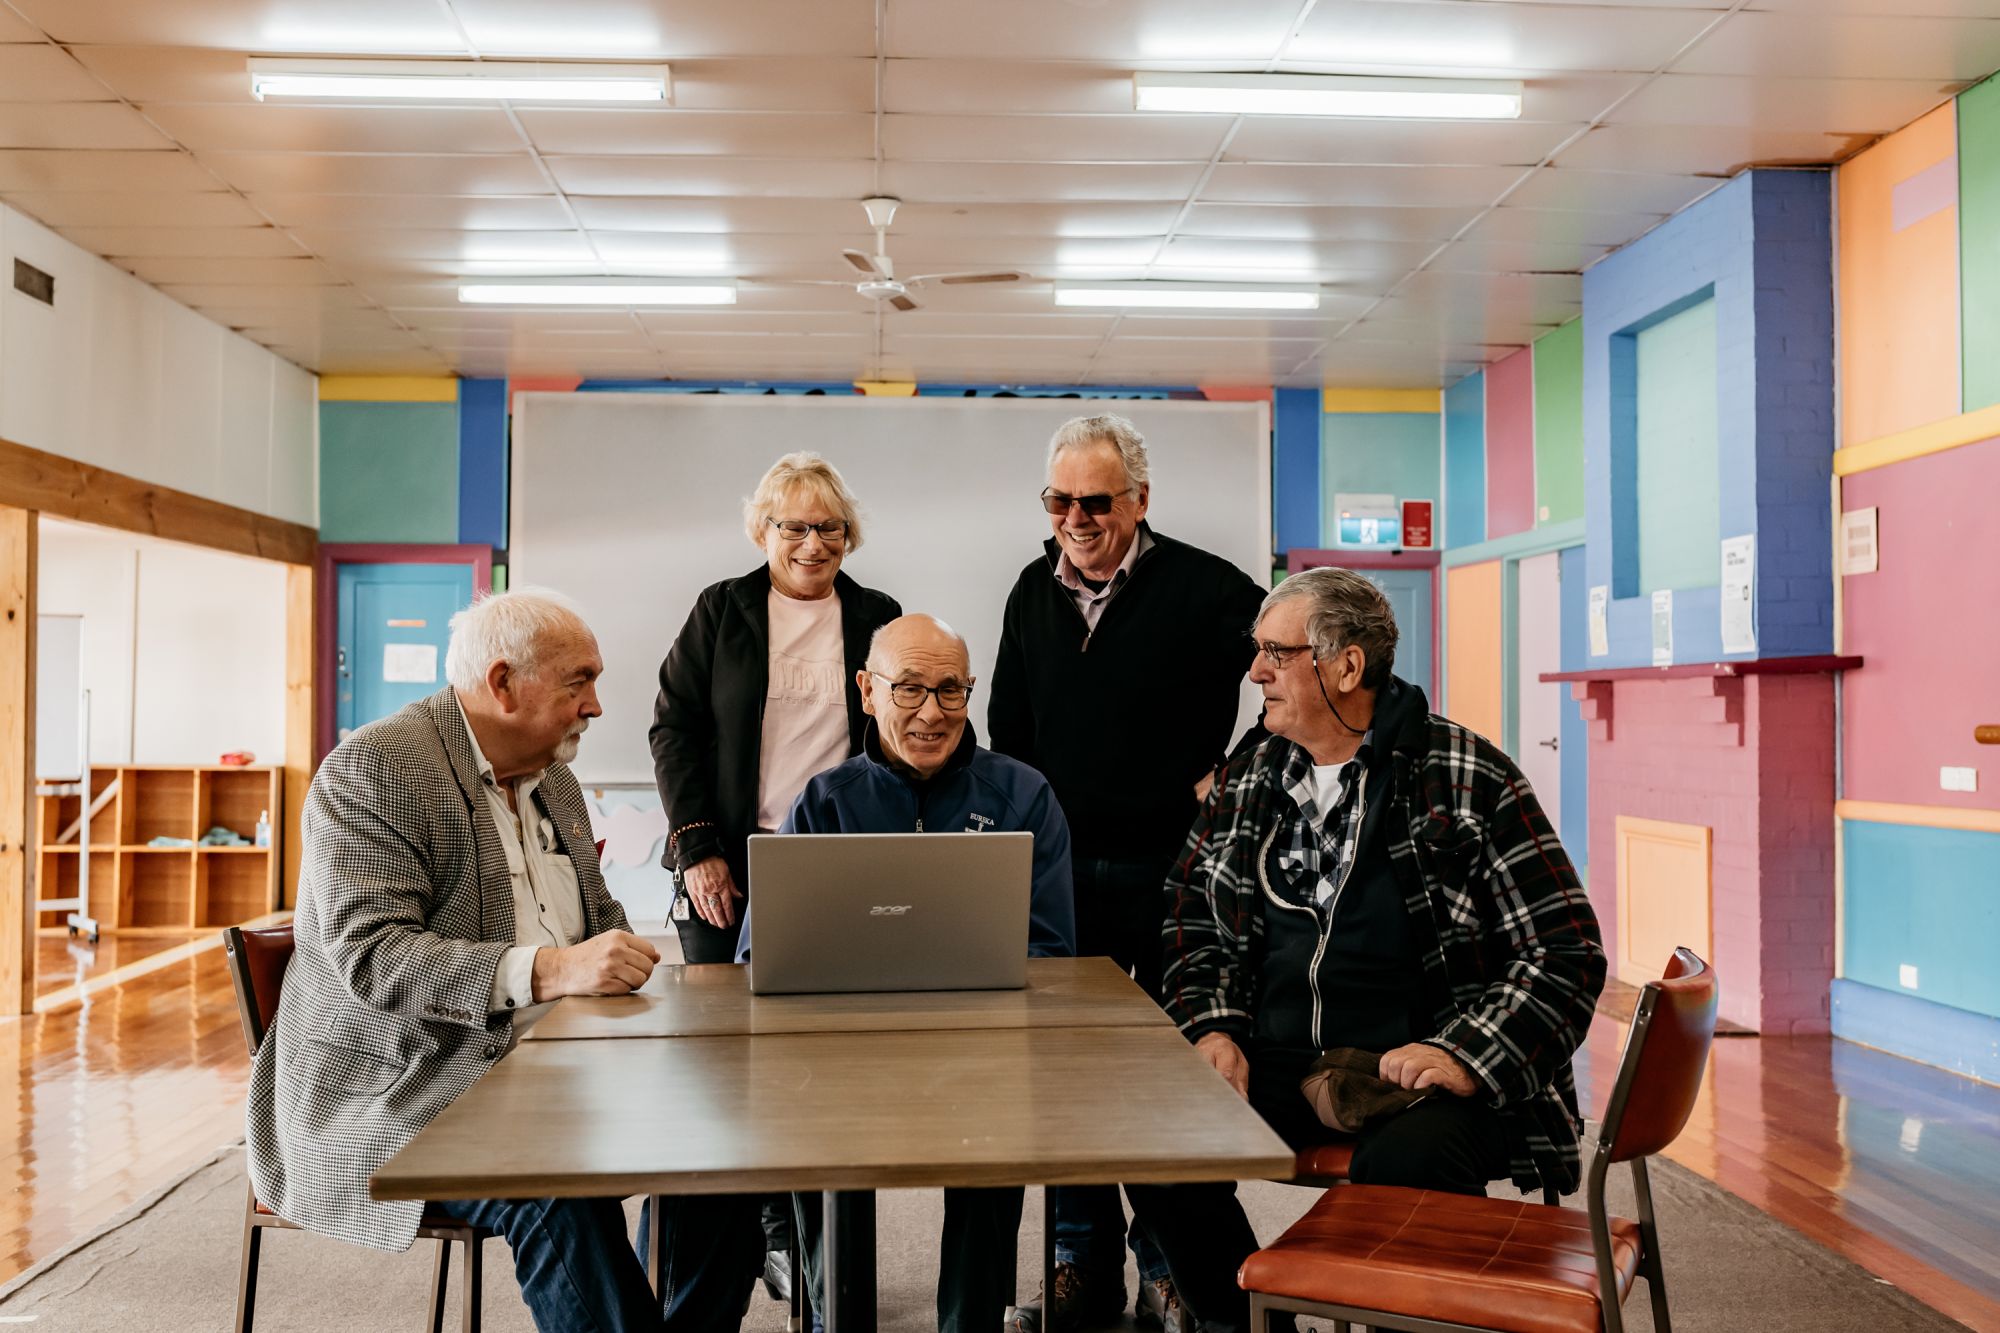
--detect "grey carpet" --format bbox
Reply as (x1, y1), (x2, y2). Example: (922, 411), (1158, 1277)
(0, 1141), (1966, 1332)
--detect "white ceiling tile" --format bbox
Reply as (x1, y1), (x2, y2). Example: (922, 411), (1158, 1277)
(146, 104), (526, 154)
(1181, 203), (1484, 241)
(1676, 12), (2000, 81)
(1610, 74), (1961, 133)
(587, 230), (856, 269)
(291, 228), (598, 263)
(6, 0), (468, 52)
(0, 149), (217, 191)
(568, 195), (863, 232)
(1749, 0), (2000, 14)
(1470, 206), (1667, 247)
(890, 201), (1183, 238)
(1158, 235), (1439, 274)
(0, 102), (175, 149)
(161, 282), (370, 309)
(633, 311), (875, 335)
(881, 161), (1207, 202)
(888, 0), (1305, 60)
(1202, 163), (1530, 207)
(1428, 236), (1614, 274)
(57, 226), (307, 258)
(71, 46), (255, 105)
(197, 151), (549, 195)
(869, 312), (1115, 338)
(1226, 117), (1579, 167)
(0, 46), (119, 101)
(883, 114), (1228, 164)
(1554, 122), (1866, 174)
(118, 255), (340, 286)
(450, 0), (878, 58)
(662, 59), (875, 112)
(2, 190), (269, 227)
(543, 155), (876, 197)
(249, 192), (575, 229)
(0, 6), (44, 40)
(1288, 0), (1718, 74)
(887, 235), (1162, 271)
(518, 109), (873, 157)
(886, 62), (1138, 116)
(1505, 166), (1728, 215)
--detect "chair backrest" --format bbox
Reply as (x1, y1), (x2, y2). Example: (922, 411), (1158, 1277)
(222, 924), (296, 1056)
(1598, 947), (1719, 1163)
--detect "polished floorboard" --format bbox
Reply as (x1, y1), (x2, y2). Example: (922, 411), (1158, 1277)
(2, 949), (1997, 1330)
(33, 928), (206, 1000)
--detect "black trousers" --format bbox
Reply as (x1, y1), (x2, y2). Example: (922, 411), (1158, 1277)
(793, 1188), (1024, 1333)
(1126, 1048), (1512, 1333)
(671, 849), (748, 965)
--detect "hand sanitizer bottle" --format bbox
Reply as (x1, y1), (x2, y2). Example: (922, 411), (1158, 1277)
(255, 809), (272, 848)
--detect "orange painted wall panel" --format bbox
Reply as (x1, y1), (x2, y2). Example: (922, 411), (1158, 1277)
(1838, 103), (1960, 445)
(1445, 560), (1504, 742)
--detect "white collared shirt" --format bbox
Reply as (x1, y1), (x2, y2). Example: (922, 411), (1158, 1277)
(463, 709), (585, 1030)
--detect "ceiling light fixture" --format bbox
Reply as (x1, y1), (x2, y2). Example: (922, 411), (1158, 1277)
(1053, 281), (1320, 311)
(1134, 71), (1521, 120)
(249, 58), (670, 103)
(458, 280), (736, 306)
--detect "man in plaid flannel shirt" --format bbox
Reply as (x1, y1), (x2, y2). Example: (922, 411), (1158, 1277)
(1127, 567), (1605, 1333)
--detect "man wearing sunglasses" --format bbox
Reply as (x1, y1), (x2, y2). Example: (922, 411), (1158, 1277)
(730, 613), (1075, 1333)
(990, 414), (1267, 1333)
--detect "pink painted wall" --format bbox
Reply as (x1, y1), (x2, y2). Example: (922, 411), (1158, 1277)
(1582, 673), (1835, 1034)
(1484, 347), (1537, 538)
(1841, 435), (2000, 812)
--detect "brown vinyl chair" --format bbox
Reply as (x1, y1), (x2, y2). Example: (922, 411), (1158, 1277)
(223, 925), (493, 1333)
(1238, 947), (1718, 1333)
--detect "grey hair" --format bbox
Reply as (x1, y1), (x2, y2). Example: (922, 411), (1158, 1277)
(1258, 568), (1399, 689)
(1046, 413), (1150, 492)
(445, 587), (591, 691)
(865, 615), (971, 675)
(742, 450), (866, 552)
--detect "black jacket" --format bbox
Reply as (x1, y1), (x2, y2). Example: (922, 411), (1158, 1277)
(648, 565), (901, 872)
(987, 524), (1267, 861)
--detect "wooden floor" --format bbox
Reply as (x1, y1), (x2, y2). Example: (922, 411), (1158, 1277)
(33, 928), (206, 1000)
(3, 951), (1997, 1331)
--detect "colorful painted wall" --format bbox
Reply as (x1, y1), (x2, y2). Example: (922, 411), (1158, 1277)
(1832, 77), (2000, 1082)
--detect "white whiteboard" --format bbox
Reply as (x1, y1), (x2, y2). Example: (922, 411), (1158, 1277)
(36, 614), (81, 780)
(512, 393), (1271, 785)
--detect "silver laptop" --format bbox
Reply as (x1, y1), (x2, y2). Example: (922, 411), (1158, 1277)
(746, 832), (1033, 995)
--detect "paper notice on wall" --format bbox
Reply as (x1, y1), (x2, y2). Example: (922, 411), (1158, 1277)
(383, 643), (439, 684)
(1588, 585), (1610, 657)
(1839, 507), (1879, 575)
(1720, 534), (1756, 655)
(1651, 590), (1674, 666)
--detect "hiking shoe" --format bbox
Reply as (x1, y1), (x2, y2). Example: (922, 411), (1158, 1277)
(1135, 1275), (1195, 1333)
(1005, 1261), (1126, 1331)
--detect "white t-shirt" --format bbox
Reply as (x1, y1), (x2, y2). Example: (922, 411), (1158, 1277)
(756, 588), (850, 832)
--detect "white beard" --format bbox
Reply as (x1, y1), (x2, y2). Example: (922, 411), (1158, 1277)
(554, 731), (584, 765)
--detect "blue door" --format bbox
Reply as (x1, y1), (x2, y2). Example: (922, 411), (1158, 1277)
(336, 563), (477, 742)
(1360, 568), (1435, 700)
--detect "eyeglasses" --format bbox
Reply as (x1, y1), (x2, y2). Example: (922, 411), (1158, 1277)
(869, 673), (974, 712)
(767, 517), (849, 542)
(1252, 639), (1314, 669)
(1039, 488), (1129, 517)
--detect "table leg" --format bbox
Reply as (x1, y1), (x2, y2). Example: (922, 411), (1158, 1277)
(823, 1189), (876, 1332)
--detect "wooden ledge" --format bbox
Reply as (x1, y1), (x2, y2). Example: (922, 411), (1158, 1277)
(1540, 654), (1861, 685)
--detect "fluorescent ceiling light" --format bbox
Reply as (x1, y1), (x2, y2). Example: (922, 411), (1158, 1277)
(459, 281), (736, 306)
(249, 58), (669, 103)
(1054, 281), (1319, 311)
(1134, 72), (1521, 120)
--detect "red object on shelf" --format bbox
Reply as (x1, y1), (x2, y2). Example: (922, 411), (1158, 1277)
(1401, 499), (1434, 549)
(219, 751), (255, 766)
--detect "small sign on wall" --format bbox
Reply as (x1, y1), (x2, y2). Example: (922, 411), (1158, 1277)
(1400, 499), (1434, 548)
(383, 643), (439, 684)
(1651, 590), (1674, 666)
(1720, 534), (1756, 655)
(1588, 586), (1609, 657)
(1839, 507), (1879, 575)
(1332, 492), (1400, 547)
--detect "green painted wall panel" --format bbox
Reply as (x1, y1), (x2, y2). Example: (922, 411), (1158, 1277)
(1636, 298), (1721, 593)
(1960, 77), (2000, 412)
(1532, 319), (1585, 525)
(320, 402), (460, 542)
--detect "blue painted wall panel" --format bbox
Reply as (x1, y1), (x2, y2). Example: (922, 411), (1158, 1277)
(457, 377), (508, 550)
(1557, 544), (1590, 875)
(1321, 412), (1440, 540)
(1274, 387), (1322, 553)
(1842, 819), (2000, 1019)
(1443, 373), (1486, 549)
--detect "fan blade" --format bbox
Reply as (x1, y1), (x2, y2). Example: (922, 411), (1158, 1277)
(889, 294), (920, 312)
(841, 249), (882, 277)
(916, 270), (1022, 286)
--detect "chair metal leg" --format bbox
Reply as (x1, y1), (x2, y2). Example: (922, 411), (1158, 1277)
(428, 1238), (451, 1333)
(1630, 1160), (1671, 1333)
(461, 1233), (483, 1333)
(234, 1205), (263, 1333)
(788, 1229), (803, 1333)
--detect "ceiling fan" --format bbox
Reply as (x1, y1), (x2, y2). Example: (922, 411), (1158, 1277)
(840, 196), (1022, 311)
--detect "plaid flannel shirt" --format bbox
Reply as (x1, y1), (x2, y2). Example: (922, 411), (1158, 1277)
(1273, 740), (1368, 916)
(1161, 683), (1606, 1195)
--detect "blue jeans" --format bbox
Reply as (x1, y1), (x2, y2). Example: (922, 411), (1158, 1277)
(639, 1193), (762, 1329)
(1052, 854), (1172, 1284)
(430, 1196), (660, 1333)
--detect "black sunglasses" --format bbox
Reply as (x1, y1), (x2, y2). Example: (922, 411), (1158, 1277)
(1039, 487), (1127, 517)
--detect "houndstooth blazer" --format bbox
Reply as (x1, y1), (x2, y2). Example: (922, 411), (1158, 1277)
(245, 688), (631, 1252)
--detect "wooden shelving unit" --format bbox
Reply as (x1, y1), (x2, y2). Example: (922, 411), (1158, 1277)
(35, 765), (282, 932)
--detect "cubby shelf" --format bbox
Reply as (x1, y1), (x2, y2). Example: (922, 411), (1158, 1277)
(35, 766), (282, 932)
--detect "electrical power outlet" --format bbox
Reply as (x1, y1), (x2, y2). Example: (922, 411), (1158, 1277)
(1899, 964), (1920, 990)
(1940, 766), (1979, 793)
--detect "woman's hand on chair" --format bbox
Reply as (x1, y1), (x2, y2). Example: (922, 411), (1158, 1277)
(684, 857), (743, 929)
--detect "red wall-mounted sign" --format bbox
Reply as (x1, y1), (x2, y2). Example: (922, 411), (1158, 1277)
(1402, 499), (1434, 549)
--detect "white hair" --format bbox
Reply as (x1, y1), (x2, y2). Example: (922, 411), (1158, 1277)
(445, 588), (591, 691)
(1046, 413), (1150, 491)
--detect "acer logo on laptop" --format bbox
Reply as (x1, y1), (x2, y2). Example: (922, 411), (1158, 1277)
(869, 905), (913, 916)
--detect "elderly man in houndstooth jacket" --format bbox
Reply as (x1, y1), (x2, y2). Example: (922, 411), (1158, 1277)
(246, 589), (666, 1333)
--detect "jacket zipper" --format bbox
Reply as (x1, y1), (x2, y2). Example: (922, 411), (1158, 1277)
(1307, 782), (1368, 1047)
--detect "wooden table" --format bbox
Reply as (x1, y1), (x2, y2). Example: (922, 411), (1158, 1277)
(524, 955), (1173, 1041)
(374, 962), (1291, 1329)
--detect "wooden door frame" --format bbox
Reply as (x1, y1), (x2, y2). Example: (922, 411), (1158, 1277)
(316, 544), (492, 762)
(0, 434), (318, 1014)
